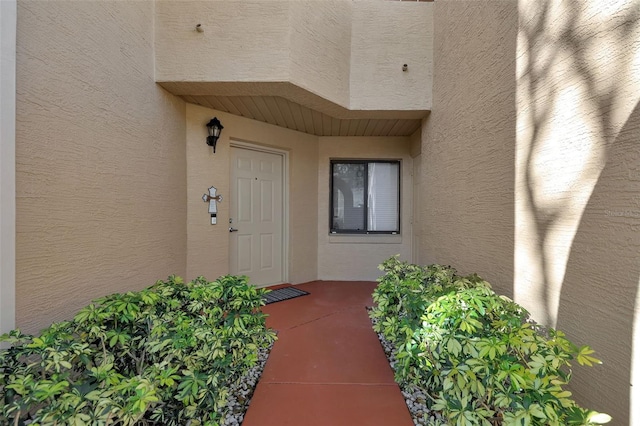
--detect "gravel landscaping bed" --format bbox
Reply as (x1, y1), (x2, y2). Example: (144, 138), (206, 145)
(368, 308), (446, 426)
(221, 341), (274, 426)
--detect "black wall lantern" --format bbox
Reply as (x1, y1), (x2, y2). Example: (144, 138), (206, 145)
(206, 117), (224, 153)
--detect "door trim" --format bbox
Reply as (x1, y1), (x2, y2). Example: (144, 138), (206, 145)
(1, 0), (17, 336)
(229, 139), (289, 286)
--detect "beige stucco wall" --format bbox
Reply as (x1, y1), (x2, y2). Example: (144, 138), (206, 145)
(350, 0), (432, 111)
(409, 127), (421, 158)
(289, 0), (352, 108)
(422, 0), (640, 423)
(155, 0), (432, 113)
(186, 104), (318, 284)
(420, 0), (517, 298)
(515, 1), (640, 422)
(410, 128), (422, 263)
(15, 1), (187, 334)
(155, 0), (291, 83)
(317, 136), (413, 281)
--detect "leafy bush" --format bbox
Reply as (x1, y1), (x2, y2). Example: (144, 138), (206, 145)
(0, 275), (276, 426)
(370, 256), (611, 426)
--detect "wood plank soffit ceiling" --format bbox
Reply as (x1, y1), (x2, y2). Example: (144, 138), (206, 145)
(183, 94), (423, 137)
(159, 82), (428, 137)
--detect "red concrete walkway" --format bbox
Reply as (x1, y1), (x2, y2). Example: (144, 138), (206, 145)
(242, 281), (414, 426)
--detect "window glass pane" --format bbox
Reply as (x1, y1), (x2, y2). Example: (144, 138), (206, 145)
(367, 162), (399, 231)
(332, 163), (365, 231)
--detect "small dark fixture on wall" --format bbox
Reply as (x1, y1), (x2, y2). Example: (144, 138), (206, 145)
(206, 117), (224, 153)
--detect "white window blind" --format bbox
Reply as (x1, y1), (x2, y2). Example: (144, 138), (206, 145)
(368, 162), (399, 231)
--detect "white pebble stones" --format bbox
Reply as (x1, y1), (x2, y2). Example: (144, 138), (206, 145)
(369, 309), (446, 426)
(220, 342), (274, 425)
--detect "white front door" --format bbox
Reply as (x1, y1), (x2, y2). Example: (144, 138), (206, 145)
(229, 147), (284, 286)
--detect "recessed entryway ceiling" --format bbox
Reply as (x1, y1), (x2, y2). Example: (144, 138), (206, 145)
(181, 95), (422, 137)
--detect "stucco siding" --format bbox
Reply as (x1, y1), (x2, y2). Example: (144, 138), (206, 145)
(422, 0), (640, 423)
(420, 0), (517, 298)
(155, 0), (432, 114)
(350, 1), (432, 111)
(289, 0), (352, 108)
(516, 1), (640, 422)
(186, 104), (318, 285)
(15, 1), (187, 334)
(155, 0), (291, 83)
(318, 136), (413, 281)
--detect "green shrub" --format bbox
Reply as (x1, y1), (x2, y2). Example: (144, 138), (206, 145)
(0, 275), (276, 426)
(371, 256), (611, 426)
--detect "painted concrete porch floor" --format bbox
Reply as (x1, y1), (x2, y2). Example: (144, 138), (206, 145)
(242, 281), (414, 426)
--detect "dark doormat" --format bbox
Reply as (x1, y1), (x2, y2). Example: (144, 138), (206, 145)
(263, 287), (310, 305)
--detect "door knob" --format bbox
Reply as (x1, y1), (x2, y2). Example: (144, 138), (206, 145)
(229, 227), (239, 232)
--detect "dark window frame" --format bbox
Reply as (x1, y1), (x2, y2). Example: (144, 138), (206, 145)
(329, 159), (401, 235)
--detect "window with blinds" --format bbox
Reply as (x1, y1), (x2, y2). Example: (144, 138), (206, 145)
(330, 160), (400, 234)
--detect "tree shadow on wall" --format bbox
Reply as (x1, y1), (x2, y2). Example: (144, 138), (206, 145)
(519, 1), (640, 423)
(559, 99), (640, 426)
(519, 0), (558, 327)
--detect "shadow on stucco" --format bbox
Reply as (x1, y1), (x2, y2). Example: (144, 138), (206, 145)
(559, 100), (639, 426)
(519, 0), (640, 423)
(518, 1), (558, 327)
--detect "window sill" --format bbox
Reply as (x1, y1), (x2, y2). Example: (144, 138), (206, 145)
(328, 234), (402, 244)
